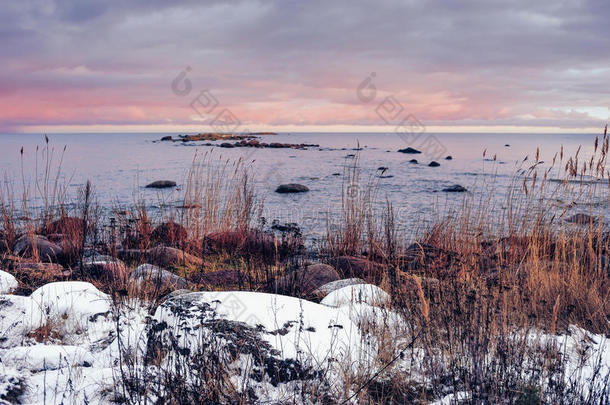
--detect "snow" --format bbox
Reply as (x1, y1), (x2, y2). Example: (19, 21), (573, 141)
(1, 344), (94, 372)
(320, 283), (390, 308)
(0, 295), (44, 348)
(154, 291), (367, 365)
(0, 270), (18, 294)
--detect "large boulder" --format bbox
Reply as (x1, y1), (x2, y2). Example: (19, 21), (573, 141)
(151, 222), (188, 246)
(309, 278), (366, 302)
(129, 264), (191, 291)
(13, 234), (63, 263)
(271, 264), (340, 296)
(145, 180), (176, 189)
(275, 184), (309, 193)
(147, 245), (203, 268)
(0, 270), (18, 294)
(9, 262), (67, 291)
(329, 256), (386, 283)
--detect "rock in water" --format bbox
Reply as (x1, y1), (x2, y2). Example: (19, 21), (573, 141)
(442, 184), (467, 192)
(428, 161), (441, 167)
(275, 184), (309, 193)
(409, 159), (418, 164)
(398, 147), (422, 154)
(145, 180), (176, 189)
(565, 213), (597, 224)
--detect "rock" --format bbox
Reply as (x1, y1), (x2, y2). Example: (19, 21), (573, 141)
(129, 264), (191, 291)
(445, 155), (453, 160)
(148, 245), (203, 268)
(398, 147), (422, 154)
(42, 217), (85, 235)
(75, 254), (128, 281)
(13, 234), (63, 262)
(275, 184), (309, 193)
(332, 172), (341, 176)
(151, 222), (188, 245)
(9, 262), (67, 290)
(145, 180), (176, 189)
(203, 229), (276, 258)
(330, 256), (386, 283)
(220, 142), (235, 148)
(320, 284), (390, 308)
(0, 295), (45, 348)
(309, 278), (366, 301)
(409, 159), (418, 164)
(271, 264), (340, 296)
(505, 144), (510, 147)
(442, 184), (467, 192)
(428, 161), (441, 167)
(163, 289), (192, 301)
(566, 213), (597, 224)
(377, 167), (388, 171)
(192, 269), (243, 286)
(2, 345), (94, 372)
(0, 270), (18, 294)
(399, 274), (441, 301)
(160, 135), (173, 141)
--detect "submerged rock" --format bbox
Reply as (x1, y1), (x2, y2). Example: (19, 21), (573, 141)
(442, 184), (467, 192)
(566, 213), (597, 224)
(275, 183), (310, 193)
(145, 180), (176, 189)
(398, 147), (422, 154)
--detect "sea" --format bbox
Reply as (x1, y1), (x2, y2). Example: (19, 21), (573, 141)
(0, 132), (607, 241)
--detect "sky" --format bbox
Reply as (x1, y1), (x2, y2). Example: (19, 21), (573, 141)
(1, 0), (609, 133)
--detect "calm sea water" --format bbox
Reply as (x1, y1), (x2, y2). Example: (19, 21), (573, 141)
(0, 132), (607, 240)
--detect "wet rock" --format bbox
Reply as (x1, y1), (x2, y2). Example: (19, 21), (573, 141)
(145, 180), (176, 189)
(129, 264), (191, 291)
(566, 213), (597, 224)
(0, 270), (18, 294)
(309, 278), (366, 302)
(148, 245), (203, 268)
(445, 155), (453, 160)
(160, 135), (173, 141)
(271, 263), (340, 296)
(442, 184), (467, 192)
(377, 166), (388, 171)
(220, 142), (235, 148)
(409, 159), (418, 164)
(398, 147), (422, 154)
(151, 222), (188, 246)
(428, 161), (441, 167)
(13, 234), (63, 263)
(275, 184), (309, 193)
(330, 256), (386, 283)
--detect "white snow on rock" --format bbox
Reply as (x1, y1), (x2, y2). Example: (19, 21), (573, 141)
(0, 295), (44, 348)
(0, 270), (18, 294)
(155, 291), (368, 365)
(320, 284), (390, 308)
(1, 344), (94, 372)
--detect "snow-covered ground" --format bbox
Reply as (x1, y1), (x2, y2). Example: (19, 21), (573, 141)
(0, 280), (608, 404)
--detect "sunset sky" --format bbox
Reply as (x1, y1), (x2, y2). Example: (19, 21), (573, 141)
(1, 0), (609, 133)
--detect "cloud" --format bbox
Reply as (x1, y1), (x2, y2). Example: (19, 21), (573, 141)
(0, 0), (609, 132)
